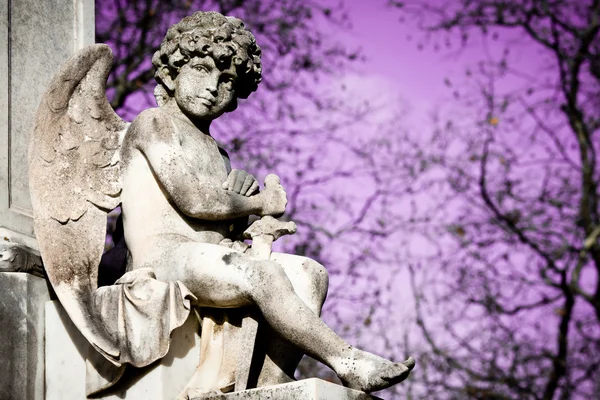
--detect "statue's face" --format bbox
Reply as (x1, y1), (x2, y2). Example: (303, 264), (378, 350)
(173, 55), (238, 121)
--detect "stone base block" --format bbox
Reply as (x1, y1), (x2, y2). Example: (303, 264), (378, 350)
(45, 300), (201, 399)
(0, 272), (51, 400)
(193, 378), (383, 400)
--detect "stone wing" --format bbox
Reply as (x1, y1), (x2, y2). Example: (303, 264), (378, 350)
(28, 44), (129, 362)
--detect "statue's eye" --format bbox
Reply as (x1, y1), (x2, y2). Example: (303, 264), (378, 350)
(193, 65), (208, 73)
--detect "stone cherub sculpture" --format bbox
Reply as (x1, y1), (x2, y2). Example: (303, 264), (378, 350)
(29, 11), (414, 398)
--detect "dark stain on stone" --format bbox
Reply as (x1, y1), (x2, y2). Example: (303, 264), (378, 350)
(222, 253), (235, 265)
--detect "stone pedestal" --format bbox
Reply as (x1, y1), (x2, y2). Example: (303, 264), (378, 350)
(45, 300), (201, 400)
(193, 379), (383, 400)
(0, 273), (52, 400)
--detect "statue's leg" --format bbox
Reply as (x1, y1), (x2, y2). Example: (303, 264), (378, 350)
(254, 253), (328, 387)
(156, 242), (414, 394)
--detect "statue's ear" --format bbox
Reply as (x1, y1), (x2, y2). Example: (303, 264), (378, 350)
(225, 97), (238, 113)
(156, 67), (176, 92)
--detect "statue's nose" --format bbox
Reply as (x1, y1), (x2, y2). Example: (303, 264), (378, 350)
(205, 86), (218, 96)
(205, 75), (219, 96)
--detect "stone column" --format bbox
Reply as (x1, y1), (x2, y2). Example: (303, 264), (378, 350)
(0, 1), (94, 236)
(0, 1), (94, 398)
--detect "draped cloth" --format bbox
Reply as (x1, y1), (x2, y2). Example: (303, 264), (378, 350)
(85, 268), (196, 396)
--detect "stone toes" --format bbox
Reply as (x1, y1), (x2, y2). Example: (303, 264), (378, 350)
(376, 361), (412, 387)
(402, 356), (416, 370)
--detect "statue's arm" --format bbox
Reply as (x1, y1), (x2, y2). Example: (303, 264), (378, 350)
(130, 111), (270, 220)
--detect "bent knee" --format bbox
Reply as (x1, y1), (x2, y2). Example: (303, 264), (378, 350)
(301, 259), (328, 287)
(266, 253), (329, 308)
(300, 259), (329, 305)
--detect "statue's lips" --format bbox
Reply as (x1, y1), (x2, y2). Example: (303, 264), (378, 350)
(197, 96), (216, 106)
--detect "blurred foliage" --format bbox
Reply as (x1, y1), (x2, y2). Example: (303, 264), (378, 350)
(391, 0), (600, 398)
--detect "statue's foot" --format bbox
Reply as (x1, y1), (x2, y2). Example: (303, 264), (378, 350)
(337, 349), (415, 393)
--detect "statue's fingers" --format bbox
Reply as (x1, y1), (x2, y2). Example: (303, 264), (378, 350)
(232, 172), (246, 193)
(240, 175), (255, 195)
(246, 180), (259, 196)
(225, 169), (239, 191)
(230, 170), (241, 191)
(222, 171), (234, 190)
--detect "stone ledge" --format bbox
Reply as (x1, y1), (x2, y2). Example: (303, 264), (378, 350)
(193, 378), (383, 400)
(0, 228), (39, 250)
(0, 272), (51, 400)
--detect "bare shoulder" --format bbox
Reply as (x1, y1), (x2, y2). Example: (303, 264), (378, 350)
(128, 108), (175, 141)
(122, 107), (176, 158)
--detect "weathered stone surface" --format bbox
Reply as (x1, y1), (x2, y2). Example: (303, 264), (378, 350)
(0, 0), (94, 237)
(0, 273), (51, 400)
(45, 300), (201, 400)
(192, 378), (383, 400)
(0, 1), (92, 397)
(0, 228), (39, 249)
(0, 240), (44, 277)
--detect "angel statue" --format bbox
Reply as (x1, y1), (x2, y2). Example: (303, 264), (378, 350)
(29, 11), (414, 399)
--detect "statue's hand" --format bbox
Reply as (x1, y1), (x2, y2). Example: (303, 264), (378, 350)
(259, 174), (287, 217)
(222, 169), (259, 196)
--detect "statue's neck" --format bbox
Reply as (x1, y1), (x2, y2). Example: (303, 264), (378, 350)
(162, 99), (212, 135)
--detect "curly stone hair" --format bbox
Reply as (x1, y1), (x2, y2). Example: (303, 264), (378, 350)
(152, 11), (262, 104)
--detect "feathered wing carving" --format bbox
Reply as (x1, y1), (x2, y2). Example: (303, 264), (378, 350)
(29, 44), (129, 362)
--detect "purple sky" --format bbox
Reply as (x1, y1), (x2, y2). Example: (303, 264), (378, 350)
(332, 1), (546, 128)
(319, 0), (572, 368)
(343, 1), (448, 105)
